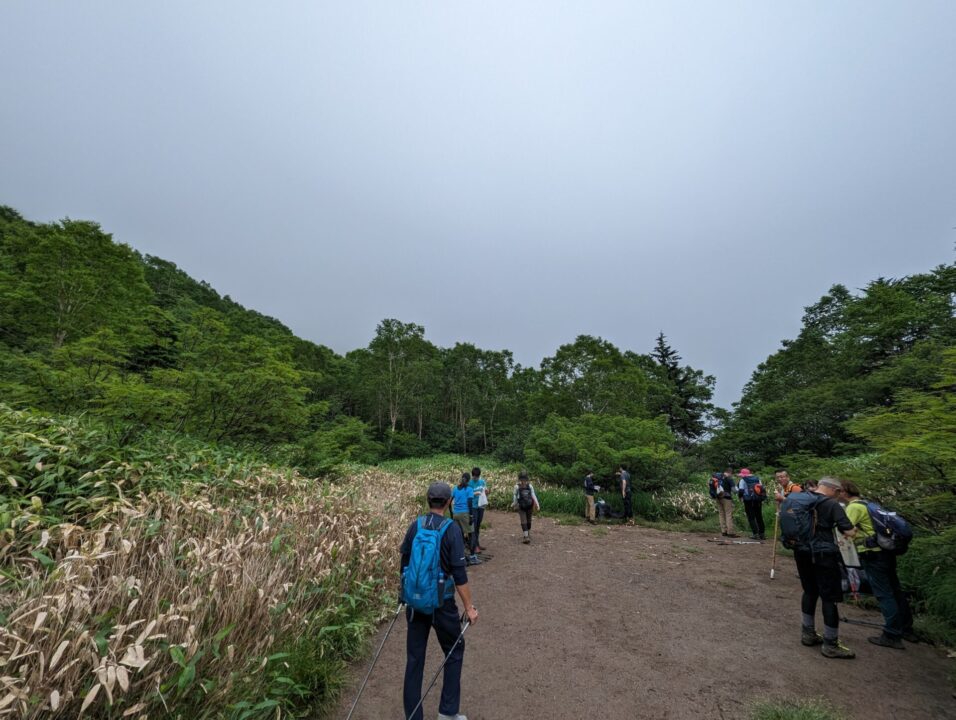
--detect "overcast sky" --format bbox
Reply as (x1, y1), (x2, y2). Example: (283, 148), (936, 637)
(2, 2), (954, 408)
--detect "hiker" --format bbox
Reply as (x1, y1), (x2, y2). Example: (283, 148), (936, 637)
(468, 467), (488, 554)
(583, 470), (597, 523)
(712, 468), (738, 537)
(780, 476), (857, 659)
(453, 474), (480, 566)
(616, 465), (634, 525)
(401, 482), (479, 720)
(842, 481), (915, 649)
(773, 469), (802, 504)
(511, 470), (540, 543)
(737, 468), (767, 540)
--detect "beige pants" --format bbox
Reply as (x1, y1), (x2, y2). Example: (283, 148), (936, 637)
(716, 497), (734, 534)
(585, 495), (596, 521)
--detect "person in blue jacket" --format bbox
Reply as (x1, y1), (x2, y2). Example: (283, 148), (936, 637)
(452, 474), (480, 565)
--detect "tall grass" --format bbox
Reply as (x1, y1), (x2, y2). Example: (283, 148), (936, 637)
(0, 406), (421, 718)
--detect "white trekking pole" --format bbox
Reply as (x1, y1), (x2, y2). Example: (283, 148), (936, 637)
(345, 603), (404, 720)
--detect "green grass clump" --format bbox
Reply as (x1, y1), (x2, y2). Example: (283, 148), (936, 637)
(750, 698), (847, 720)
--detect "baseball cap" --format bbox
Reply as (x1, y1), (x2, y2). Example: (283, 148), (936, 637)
(426, 482), (452, 501)
(817, 477), (843, 491)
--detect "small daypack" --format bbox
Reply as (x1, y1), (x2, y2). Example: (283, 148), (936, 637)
(742, 476), (764, 502)
(401, 517), (454, 614)
(517, 484), (534, 510)
(708, 475), (721, 499)
(779, 492), (831, 552)
(856, 500), (913, 555)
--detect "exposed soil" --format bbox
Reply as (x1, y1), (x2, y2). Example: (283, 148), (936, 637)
(332, 510), (955, 720)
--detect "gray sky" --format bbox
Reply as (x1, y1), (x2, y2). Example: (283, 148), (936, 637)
(2, 2), (954, 408)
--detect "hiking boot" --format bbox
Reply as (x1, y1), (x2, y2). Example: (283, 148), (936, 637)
(750, 534), (759, 540)
(466, 555), (482, 566)
(438, 713), (468, 720)
(522, 536), (530, 544)
(759, 534), (766, 540)
(801, 627), (824, 646)
(726, 533), (739, 538)
(902, 631), (920, 644)
(821, 639), (855, 659)
(868, 634), (905, 650)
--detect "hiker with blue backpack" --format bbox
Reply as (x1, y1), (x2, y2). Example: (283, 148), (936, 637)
(401, 482), (480, 720)
(779, 477), (857, 659)
(842, 481), (916, 649)
(737, 468), (767, 540)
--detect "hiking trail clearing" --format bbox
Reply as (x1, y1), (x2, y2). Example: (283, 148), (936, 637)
(332, 510), (955, 720)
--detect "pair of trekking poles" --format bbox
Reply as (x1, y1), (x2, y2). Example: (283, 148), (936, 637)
(344, 603), (472, 720)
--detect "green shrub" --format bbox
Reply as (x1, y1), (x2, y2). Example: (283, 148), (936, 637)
(523, 413), (682, 491)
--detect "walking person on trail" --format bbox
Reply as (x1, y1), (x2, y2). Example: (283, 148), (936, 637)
(779, 477), (857, 659)
(583, 470), (597, 524)
(468, 467), (488, 554)
(511, 470), (540, 543)
(842, 481), (916, 649)
(401, 482), (480, 720)
(453, 474), (480, 566)
(773, 468), (802, 504)
(616, 465), (634, 525)
(737, 468), (767, 540)
(711, 469), (738, 537)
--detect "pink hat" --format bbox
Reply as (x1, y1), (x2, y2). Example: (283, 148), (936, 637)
(738, 468), (753, 477)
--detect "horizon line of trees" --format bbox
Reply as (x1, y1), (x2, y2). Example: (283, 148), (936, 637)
(0, 205), (714, 486)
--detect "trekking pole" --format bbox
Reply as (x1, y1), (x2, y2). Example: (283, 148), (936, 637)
(405, 614), (472, 720)
(345, 603), (404, 720)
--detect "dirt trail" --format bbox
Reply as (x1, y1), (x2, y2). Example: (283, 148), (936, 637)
(332, 510), (955, 720)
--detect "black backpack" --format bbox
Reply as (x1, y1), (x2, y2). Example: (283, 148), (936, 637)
(517, 484), (534, 510)
(780, 492), (832, 552)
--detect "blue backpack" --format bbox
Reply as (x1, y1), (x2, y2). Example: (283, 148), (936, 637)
(402, 517), (455, 613)
(856, 500), (913, 555)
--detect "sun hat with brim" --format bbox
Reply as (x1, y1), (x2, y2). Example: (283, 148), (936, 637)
(738, 468), (753, 477)
(426, 482), (452, 501)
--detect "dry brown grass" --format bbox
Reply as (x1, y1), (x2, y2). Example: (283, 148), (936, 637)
(0, 466), (421, 718)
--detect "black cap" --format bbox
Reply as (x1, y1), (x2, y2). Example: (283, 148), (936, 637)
(427, 482), (452, 501)
(518, 470), (529, 480)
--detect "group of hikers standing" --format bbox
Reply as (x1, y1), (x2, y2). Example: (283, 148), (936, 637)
(392, 464), (917, 719)
(711, 467), (916, 660)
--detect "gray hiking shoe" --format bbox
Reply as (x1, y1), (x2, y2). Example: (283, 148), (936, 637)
(868, 634), (905, 650)
(438, 714), (467, 720)
(800, 627), (823, 646)
(821, 639), (855, 659)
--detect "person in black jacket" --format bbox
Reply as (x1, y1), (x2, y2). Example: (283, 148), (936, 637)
(401, 482), (479, 720)
(784, 477), (857, 659)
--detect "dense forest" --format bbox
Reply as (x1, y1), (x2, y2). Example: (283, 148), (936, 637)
(0, 205), (717, 486)
(1, 206), (954, 718)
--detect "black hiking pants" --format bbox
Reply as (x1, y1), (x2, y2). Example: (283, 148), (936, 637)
(622, 492), (633, 520)
(743, 499), (765, 537)
(404, 599), (463, 720)
(471, 507), (485, 551)
(518, 506), (533, 531)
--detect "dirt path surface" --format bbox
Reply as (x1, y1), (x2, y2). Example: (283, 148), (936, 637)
(333, 510), (955, 720)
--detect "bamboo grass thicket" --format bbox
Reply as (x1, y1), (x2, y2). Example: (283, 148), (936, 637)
(1, 446), (421, 718)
